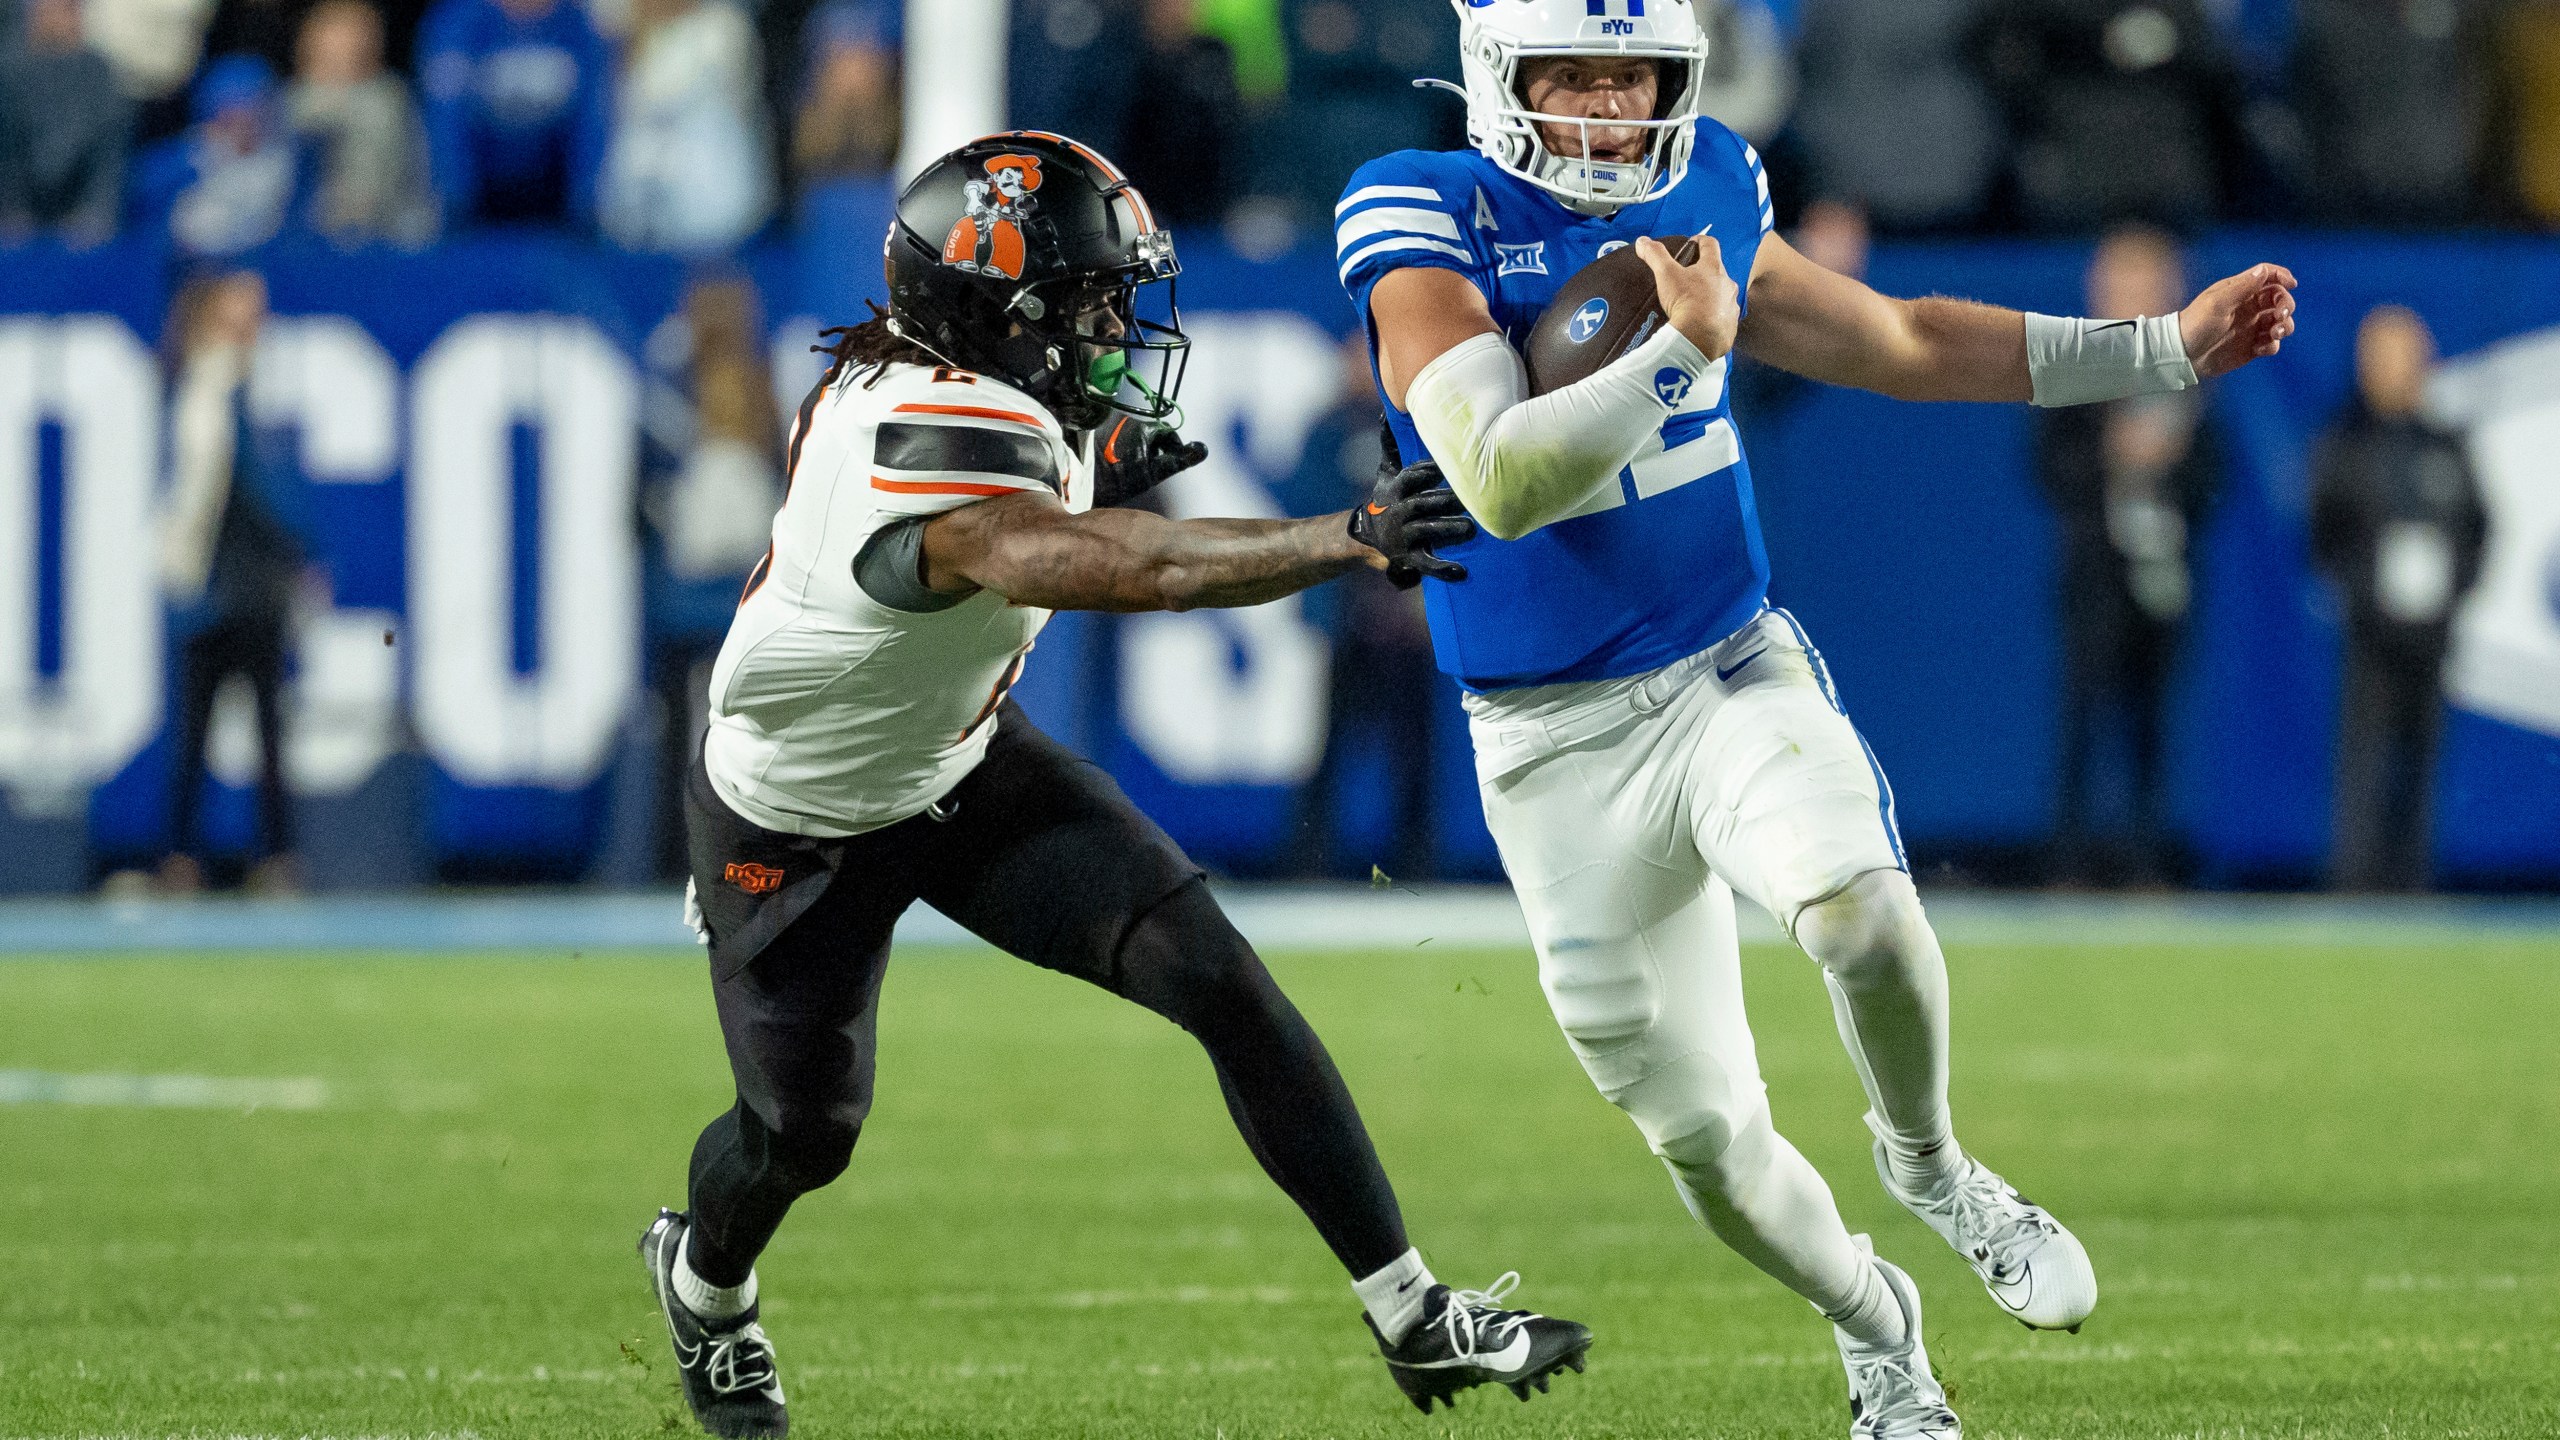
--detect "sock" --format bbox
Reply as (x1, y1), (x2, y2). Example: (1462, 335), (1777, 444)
(1794, 872), (1958, 1197)
(1877, 1122), (1964, 1199)
(676, 1230), (758, 1321)
(1352, 1247), (1436, 1345)
(1821, 1251), (1909, 1350)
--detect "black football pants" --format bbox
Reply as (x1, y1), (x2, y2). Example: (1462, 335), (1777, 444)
(679, 703), (1410, 1286)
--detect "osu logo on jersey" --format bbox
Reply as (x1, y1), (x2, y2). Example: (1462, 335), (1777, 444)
(724, 861), (785, 895)
(943, 153), (1045, 280)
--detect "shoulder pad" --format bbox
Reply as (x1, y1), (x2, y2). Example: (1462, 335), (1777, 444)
(862, 362), (1060, 436)
(1336, 151), (1486, 290)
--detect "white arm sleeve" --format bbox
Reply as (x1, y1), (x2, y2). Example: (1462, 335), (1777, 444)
(1404, 326), (1710, 542)
(2023, 312), (2198, 407)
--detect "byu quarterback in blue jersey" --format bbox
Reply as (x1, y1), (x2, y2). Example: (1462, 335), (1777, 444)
(1340, 126), (1773, 690)
(1345, 4), (2297, 1436)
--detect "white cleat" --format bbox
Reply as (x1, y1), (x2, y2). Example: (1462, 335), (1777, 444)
(1868, 1113), (2097, 1332)
(1835, 1237), (1959, 1440)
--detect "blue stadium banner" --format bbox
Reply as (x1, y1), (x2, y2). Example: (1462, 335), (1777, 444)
(2, 233), (698, 882)
(3, 217), (2558, 890)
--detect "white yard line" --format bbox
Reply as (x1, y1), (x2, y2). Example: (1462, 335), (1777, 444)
(0, 1070), (327, 1111)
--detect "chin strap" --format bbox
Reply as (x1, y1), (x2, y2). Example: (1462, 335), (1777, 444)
(883, 315), (965, 373)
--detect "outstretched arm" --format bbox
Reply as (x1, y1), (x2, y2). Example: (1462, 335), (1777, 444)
(921, 494), (1374, 613)
(1736, 233), (2298, 403)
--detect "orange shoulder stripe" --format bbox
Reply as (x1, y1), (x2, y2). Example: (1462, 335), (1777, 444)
(892, 402), (1049, 429)
(872, 476), (1029, 497)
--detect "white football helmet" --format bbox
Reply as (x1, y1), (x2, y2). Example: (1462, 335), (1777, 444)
(1438, 0), (1709, 215)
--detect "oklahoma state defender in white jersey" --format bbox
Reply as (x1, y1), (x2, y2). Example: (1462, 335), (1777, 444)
(703, 362), (1092, 839)
(638, 133), (1590, 1440)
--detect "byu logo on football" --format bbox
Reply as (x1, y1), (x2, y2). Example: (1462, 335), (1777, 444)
(1567, 298), (1611, 345)
(1653, 367), (1693, 407)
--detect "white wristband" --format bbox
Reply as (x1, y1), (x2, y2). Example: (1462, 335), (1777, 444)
(2023, 312), (2198, 407)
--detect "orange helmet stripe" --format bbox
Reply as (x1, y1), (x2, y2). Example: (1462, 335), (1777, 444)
(997, 129), (1158, 233)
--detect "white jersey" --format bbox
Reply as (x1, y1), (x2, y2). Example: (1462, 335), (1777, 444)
(702, 361), (1088, 837)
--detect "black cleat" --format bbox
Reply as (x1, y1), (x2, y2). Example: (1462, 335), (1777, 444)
(1367, 1273), (1592, 1414)
(639, 1209), (789, 1438)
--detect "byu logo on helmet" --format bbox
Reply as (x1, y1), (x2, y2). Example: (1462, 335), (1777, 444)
(1590, 0), (1643, 35)
(1449, 0), (1707, 212)
(1568, 298), (1612, 344)
(1654, 367), (1693, 406)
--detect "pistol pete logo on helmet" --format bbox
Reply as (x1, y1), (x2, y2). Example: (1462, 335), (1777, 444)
(943, 154), (1046, 280)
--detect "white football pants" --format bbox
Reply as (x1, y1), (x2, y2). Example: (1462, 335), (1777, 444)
(1467, 609), (1953, 1318)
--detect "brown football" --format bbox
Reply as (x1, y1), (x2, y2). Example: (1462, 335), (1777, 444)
(1522, 235), (1700, 396)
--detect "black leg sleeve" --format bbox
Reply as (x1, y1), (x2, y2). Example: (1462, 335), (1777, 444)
(918, 706), (1412, 1281)
(1107, 880), (1412, 1278)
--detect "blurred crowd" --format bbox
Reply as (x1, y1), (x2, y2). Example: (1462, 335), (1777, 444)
(0, 0), (895, 253)
(12, 0), (2531, 895)
(2026, 232), (2485, 893)
(11, 0), (2560, 257)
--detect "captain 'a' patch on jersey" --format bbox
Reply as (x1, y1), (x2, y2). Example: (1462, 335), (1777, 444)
(1335, 120), (1779, 693)
(703, 361), (1088, 839)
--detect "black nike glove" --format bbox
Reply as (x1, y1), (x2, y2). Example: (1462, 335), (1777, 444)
(1089, 416), (1208, 509)
(1349, 458), (1473, 587)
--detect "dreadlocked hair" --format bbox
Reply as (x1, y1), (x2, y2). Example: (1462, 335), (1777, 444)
(816, 301), (941, 390)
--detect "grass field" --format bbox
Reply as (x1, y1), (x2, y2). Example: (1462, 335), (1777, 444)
(4, 932), (2559, 1438)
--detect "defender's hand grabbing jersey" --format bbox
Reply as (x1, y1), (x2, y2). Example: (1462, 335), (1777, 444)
(1339, 123), (1775, 691)
(704, 362), (1084, 837)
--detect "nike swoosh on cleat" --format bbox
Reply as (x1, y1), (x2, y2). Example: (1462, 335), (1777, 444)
(1715, 647), (1767, 681)
(1987, 1266), (2034, 1310)
(1400, 1332), (1534, 1374)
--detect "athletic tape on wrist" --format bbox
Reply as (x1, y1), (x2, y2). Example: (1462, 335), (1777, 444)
(2023, 312), (2198, 408)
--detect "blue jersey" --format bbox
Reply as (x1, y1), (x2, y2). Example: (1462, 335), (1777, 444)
(417, 0), (614, 226)
(1338, 125), (1776, 691)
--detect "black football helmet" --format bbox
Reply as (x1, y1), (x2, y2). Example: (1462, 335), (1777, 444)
(884, 131), (1188, 431)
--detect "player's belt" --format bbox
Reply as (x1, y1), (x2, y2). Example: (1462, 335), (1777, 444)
(1462, 646), (1721, 783)
(1461, 610), (1782, 783)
